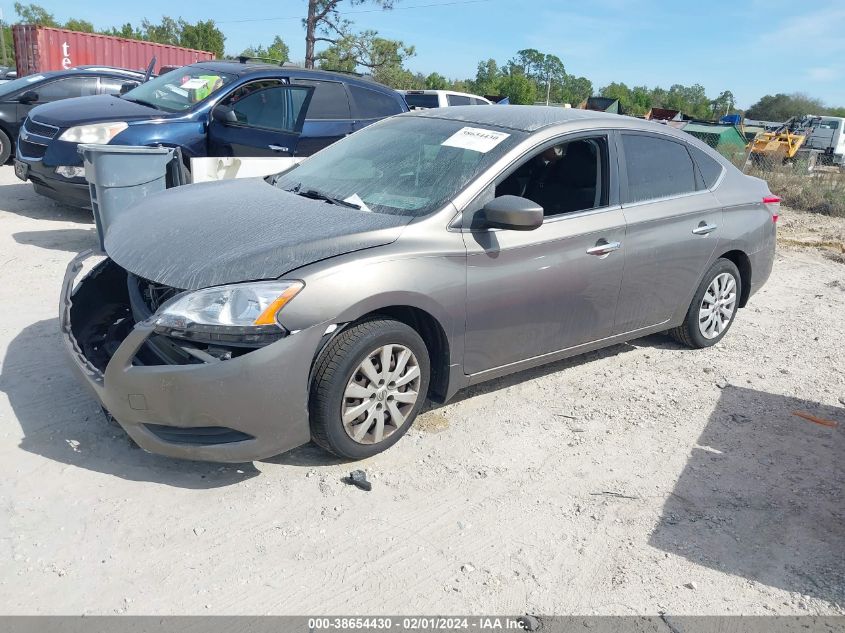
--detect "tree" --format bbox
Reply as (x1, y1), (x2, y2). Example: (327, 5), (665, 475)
(425, 72), (448, 90)
(179, 19), (225, 58)
(107, 23), (144, 40)
(472, 58), (499, 96)
(317, 30), (413, 79)
(304, 0), (395, 69)
(14, 2), (58, 26)
(746, 93), (827, 121)
(498, 68), (537, 105)
(558, 75), (592, 107)
(64, 18), (94, 32)
(710, 90), (736, 117)
(241, 36), (290, 63)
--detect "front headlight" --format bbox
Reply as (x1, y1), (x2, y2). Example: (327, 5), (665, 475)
(153, 281), (304, 344)
(59, 121), (128, 144)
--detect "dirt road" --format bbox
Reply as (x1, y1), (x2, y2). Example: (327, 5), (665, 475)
(0, 165), (842, 615)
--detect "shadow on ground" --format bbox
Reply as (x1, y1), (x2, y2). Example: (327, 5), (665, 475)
(0, 318), (260, 488)
(14, 228), (99, 252)
(649, 385), (845, 606)
(0, 182), (92, 223)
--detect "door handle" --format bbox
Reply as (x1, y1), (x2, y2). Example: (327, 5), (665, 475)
(692, 223), (718, 235)
(586, 240), (622, 256)
(268, 145), (289, 153)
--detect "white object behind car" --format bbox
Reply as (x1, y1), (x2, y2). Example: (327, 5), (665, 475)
(400, 89), (492, 109)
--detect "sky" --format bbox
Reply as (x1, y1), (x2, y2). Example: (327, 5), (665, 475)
(3, 0), (844, 108)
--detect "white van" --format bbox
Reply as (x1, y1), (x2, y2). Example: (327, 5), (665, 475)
(399, 89), (493, 109)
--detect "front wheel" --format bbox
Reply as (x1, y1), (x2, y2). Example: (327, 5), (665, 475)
(669, 258), (741, 349)
(0, 128), (11, 164)
(309, 318), (430, 460)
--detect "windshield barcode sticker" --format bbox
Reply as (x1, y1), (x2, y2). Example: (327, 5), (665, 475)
(441, 127), (510, 153)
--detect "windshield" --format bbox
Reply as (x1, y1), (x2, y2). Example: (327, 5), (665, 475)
(0, 73), (48, 99)
(403, 93), (440, 109)
(273, 116), (523, 217)
(121, 67), (235, 112)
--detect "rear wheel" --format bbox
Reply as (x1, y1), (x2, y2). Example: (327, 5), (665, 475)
(310, 318), (430, 459)
(669, 258), (741, 349)
(0, 128), (11, 164)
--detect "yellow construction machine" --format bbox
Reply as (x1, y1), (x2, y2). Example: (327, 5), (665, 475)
(748, 116), (823, 171)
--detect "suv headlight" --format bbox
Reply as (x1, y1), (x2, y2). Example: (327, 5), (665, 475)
(59, 121), (128, 143)
(153, 281), (304, 345)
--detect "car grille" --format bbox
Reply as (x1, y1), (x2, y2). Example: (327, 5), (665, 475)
(143, 424), (254, 445)
(17, 137), (48, 159)
(24, 118), (59, 139)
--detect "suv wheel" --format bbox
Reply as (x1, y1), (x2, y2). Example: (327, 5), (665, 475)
(310, 317), (430, 459)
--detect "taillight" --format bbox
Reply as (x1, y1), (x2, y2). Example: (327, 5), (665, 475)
(763, 195), (780, 223)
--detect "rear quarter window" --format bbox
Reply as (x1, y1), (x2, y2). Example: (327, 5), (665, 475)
(348, 85), (403, 119)
(688, 145), (725, 189)
(622, 133), (698, 203)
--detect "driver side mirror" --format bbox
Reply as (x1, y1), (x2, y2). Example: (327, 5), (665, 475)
(18, 91), (38, 104)
(481, 195), (543, 231)
(119, 82), (137, 95)
(211, 105), (238, 124)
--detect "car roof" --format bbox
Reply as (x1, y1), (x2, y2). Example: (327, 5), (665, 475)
(74, 66), (146, 77)
(405, 104), (676, 133)
(402, 89), (489, 99)
(190, 61), (398, 95)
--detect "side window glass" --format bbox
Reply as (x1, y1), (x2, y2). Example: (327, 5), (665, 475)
(293, 79), (350, 119)
(99, 77), (139, 95)
(495, 137), (609, 217)
(348, 85), (402, 118)
(622, 133), (697, 202)
(218, 81), (310, 132)
(447, 94), (471, 106)
(37, 77), (99, 101)
(688, 145), (724, 189)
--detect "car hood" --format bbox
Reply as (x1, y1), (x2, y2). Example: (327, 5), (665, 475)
(104, 178), (412, 290)
(28, 95), (162, 127)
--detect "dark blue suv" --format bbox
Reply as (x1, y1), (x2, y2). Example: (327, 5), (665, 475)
(15, 60), (408, 208)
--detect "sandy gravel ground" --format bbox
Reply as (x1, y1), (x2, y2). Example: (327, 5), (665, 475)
(0, 165), (842, 615)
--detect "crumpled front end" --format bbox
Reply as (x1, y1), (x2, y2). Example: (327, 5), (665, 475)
(59, 251), (324, 462)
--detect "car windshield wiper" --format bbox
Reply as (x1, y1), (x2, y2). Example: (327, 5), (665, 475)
(122, 96), (161, 110)
(295, 187), (361, 209)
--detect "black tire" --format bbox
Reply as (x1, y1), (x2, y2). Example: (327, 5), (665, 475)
(310, 317), (430, 460)
(669, 258), (742, 349)
(0, 128), (11, 164)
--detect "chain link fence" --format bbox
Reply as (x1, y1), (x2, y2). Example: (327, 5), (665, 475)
(686, 127), (845, 217)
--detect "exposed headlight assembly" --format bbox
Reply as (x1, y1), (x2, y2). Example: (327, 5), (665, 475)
(59, 121), (128, 144)
(153, 281), (303, 345)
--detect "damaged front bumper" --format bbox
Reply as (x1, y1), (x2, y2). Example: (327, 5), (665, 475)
(59, 250), (324, 462)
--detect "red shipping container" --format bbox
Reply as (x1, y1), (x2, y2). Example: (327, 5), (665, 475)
(13, 25), (215, 77)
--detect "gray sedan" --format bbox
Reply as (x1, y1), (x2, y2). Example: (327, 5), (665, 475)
(61, 106), (778, 462)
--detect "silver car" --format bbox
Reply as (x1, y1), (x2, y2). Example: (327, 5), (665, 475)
(61, 106), (778, 462)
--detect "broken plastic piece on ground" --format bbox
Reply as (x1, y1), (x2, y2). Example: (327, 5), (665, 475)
(792, 411), (839, 428)
(345, 469), (372, 491)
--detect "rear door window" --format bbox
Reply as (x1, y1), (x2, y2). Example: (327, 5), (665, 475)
(293, 79), (350, 119)
(621, 133), (698, 203)
(36, 76), (99, 101)
(446, 94), (472, 106)
(348, 85), (403, 119)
